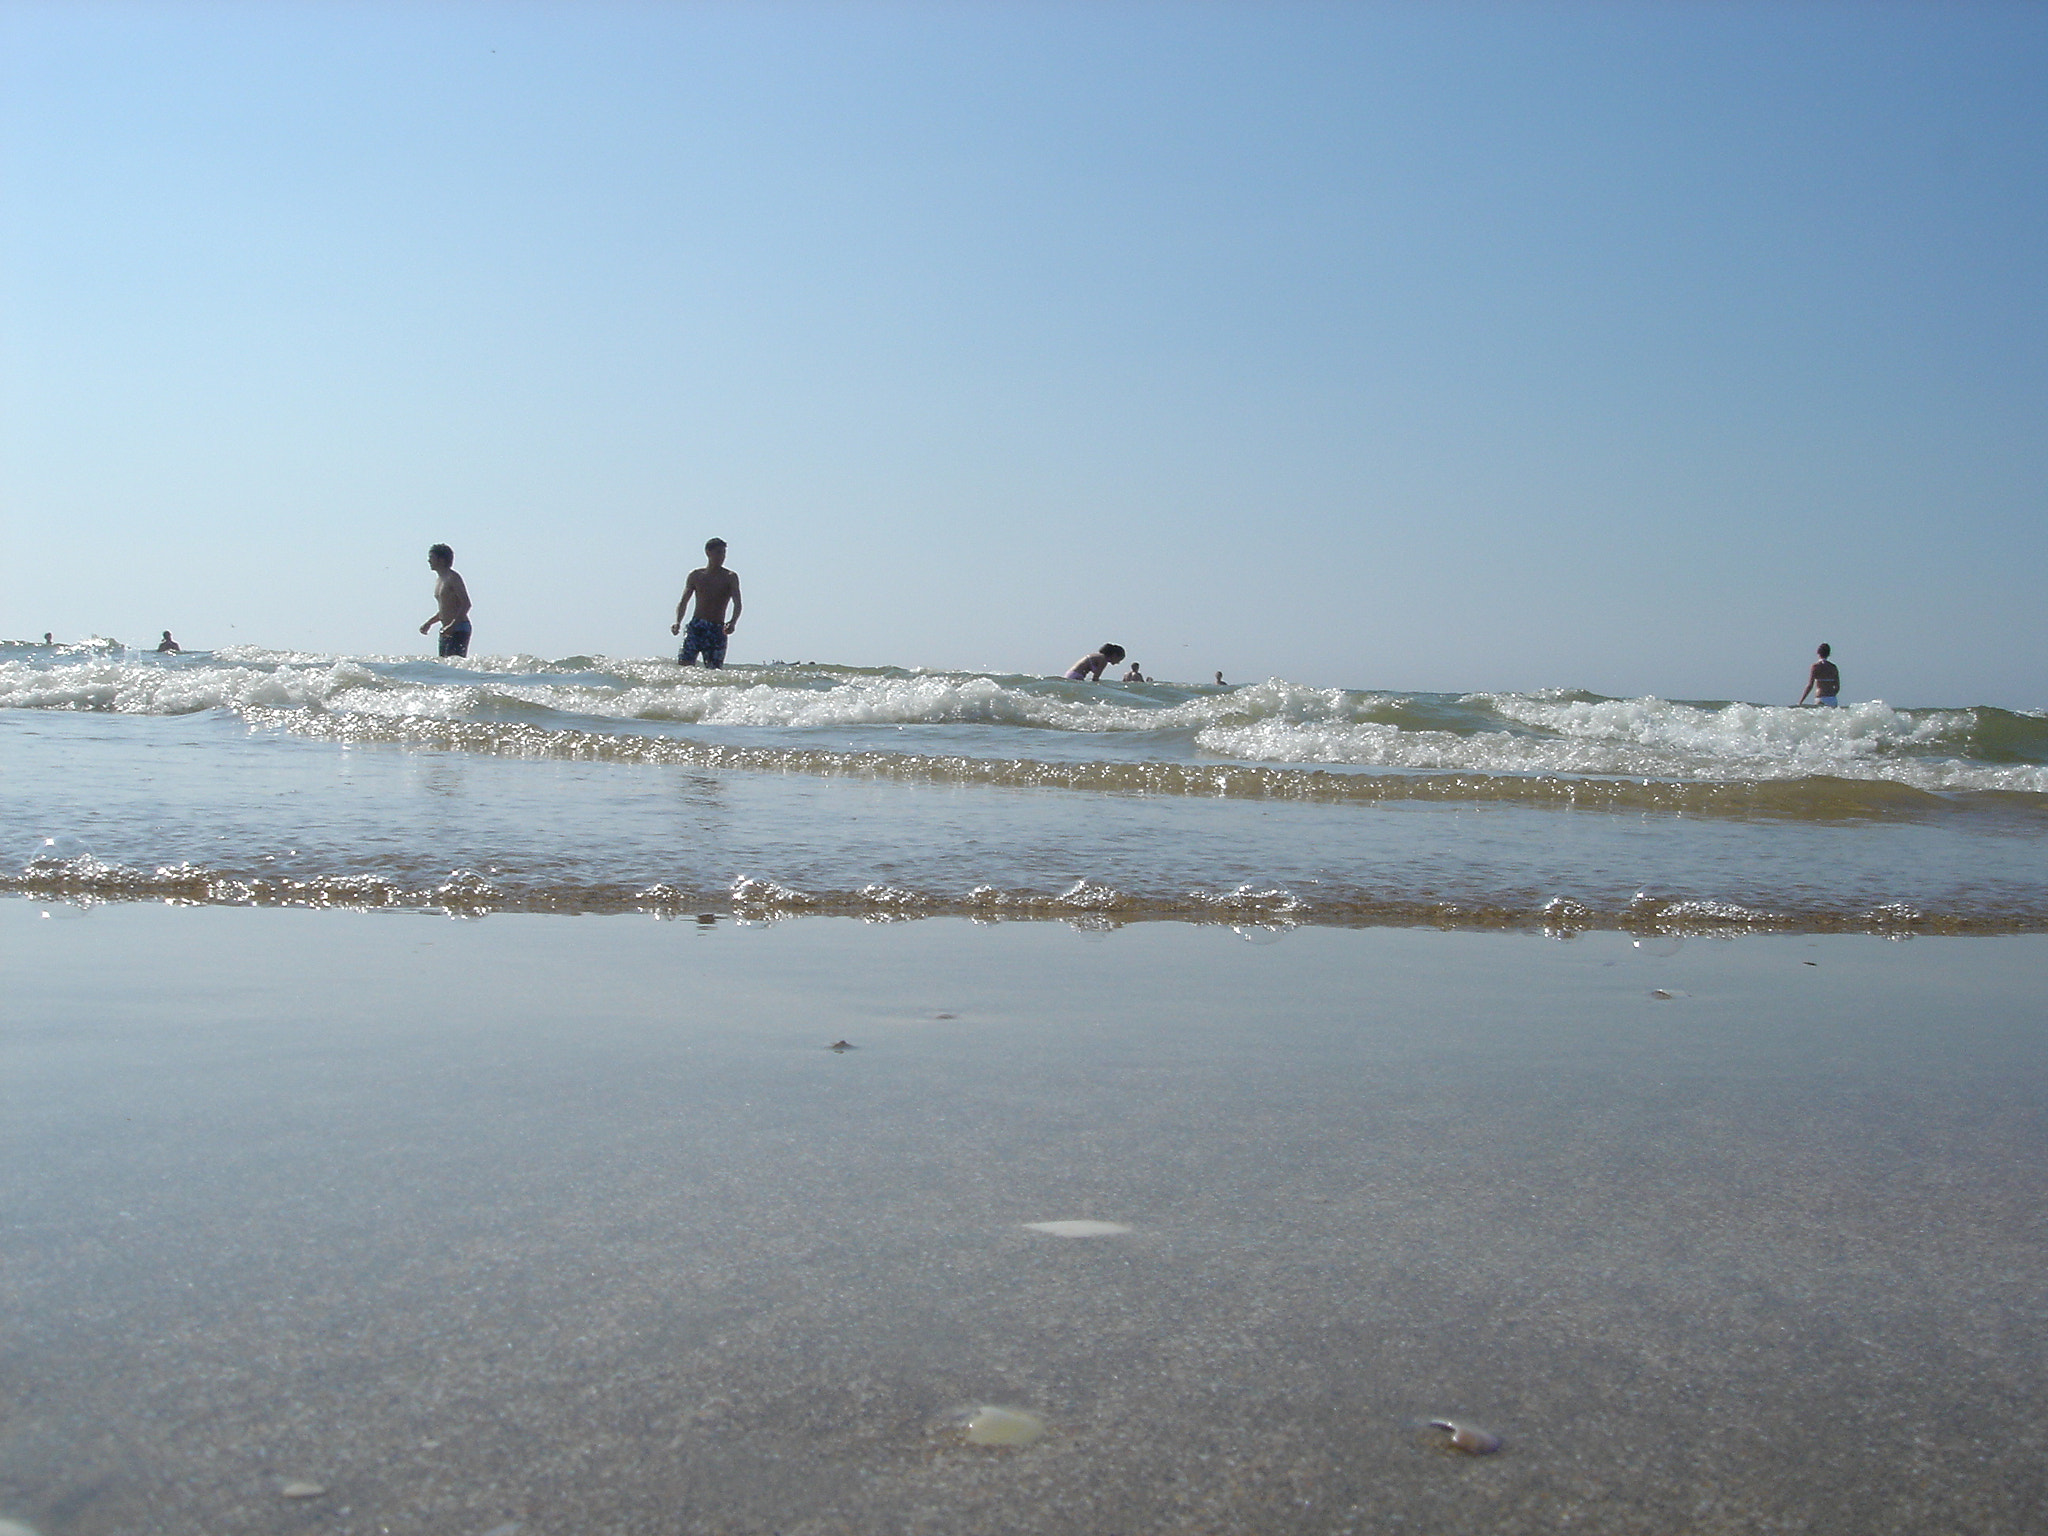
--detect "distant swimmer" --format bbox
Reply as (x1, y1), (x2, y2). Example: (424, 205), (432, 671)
(155, 631), (180, 654)
(419, 543), (472, 658)
(1796, 643), (1841, 707)
(1214, 671), (1227, 687)
(1122, 662), (1146, 682)
(672, 537), (741, 668)
(1063, 643), (1125, 682)
(42, 632), (52, 646)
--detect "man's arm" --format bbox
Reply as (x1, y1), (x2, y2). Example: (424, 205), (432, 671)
(671, 571), (700, 635)
(1796, 665), (1815, 705)
(724, 576), (742, 634)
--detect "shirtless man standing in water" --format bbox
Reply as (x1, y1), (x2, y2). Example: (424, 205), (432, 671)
(419, 544), (472, 657)
(672, 538), (742, 667)
(1797, 642), (1841, 707)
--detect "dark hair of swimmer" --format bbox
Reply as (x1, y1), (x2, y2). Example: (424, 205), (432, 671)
(429, 543), (454, 563)
(1817, 643), (1831, 658)
(1101, 643), (1126, 662)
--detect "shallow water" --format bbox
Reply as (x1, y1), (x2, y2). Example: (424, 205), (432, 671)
(3, 647), (2045, 930)
(2, 903), (2044, 1534)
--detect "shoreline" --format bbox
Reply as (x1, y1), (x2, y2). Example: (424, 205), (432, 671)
(10, 881), (2048, 935)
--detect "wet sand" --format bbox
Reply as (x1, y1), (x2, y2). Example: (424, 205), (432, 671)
(2, 902), (2044, 1534)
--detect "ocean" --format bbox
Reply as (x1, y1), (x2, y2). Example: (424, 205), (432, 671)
(5, 641), (2048, 1533)
(5, 643), (2045, 931)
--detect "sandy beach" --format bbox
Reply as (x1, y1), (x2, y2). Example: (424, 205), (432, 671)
(3, 900), (2043, 1534)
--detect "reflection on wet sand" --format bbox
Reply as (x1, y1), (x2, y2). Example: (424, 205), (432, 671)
(2, 905), (2045, 1534)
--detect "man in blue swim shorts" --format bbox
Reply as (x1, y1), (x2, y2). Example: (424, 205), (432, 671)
(419, 543), (473, 658)
(672, 538), (742, 667)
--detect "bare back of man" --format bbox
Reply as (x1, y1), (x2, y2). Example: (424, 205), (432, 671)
(1796, 643), (1841, 706)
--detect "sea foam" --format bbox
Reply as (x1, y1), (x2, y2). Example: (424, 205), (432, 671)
(2, 648), (2042, 797)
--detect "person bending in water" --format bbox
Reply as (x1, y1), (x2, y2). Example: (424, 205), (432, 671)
(155, 631), (180, 654)
(1064, 643), (1125, 682)
(419, 544), (472, 657)
(672, 537), (742, 667)
(1797, 643), (1841, 707)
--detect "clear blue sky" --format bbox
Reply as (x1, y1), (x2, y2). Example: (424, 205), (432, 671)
(3, 1), (2042, 705)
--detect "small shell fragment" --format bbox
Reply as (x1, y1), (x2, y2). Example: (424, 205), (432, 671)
(1023, 1219), (1130, 1238)
(280, 1480), (327, 1498)
(962, 1406), (1046, 1446)
(1427, 1419), (1501, 1455)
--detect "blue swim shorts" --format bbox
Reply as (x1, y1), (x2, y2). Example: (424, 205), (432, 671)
(438, 620), (472, 658)
(679, 617), (728, 668)
(1817, 693), (1839, 707)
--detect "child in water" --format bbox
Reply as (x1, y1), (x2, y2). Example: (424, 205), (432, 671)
(1064, 643), (1126, 682)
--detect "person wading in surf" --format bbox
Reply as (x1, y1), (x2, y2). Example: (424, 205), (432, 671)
(1797, 643), (1841, 707)
(672, 538), (742, 668)
(419, 544), (472, 658)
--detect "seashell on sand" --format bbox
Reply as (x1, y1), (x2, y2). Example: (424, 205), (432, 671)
(1023, 1219), (1130, 1238)
(945, 1405), (1047, 1446)
(280, 1480), (327, 1498)
(1427, 1419), (1502, 1455)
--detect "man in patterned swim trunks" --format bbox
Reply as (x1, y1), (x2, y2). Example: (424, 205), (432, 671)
(672, 537), (742, 667)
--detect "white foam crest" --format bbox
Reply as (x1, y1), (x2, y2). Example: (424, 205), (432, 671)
(212, 645), (519, 669)
(210, 645), (364, 665)
(317, 682), (496, 719)
(1, 652), (1405, 735)
(0, 658), (389, 715)
(387, 672), (1115, 730)
(1480, 693), (1964, 760)
(633, 674), (1061, 730)
(1196, 716), (2048, 793)
(666, 672), (1046, 728)
(545, 671), (1384, 733)
(728, 875), (820, 913)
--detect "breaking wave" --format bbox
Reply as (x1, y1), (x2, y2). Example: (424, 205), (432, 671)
(2, 646), (2044, 811)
